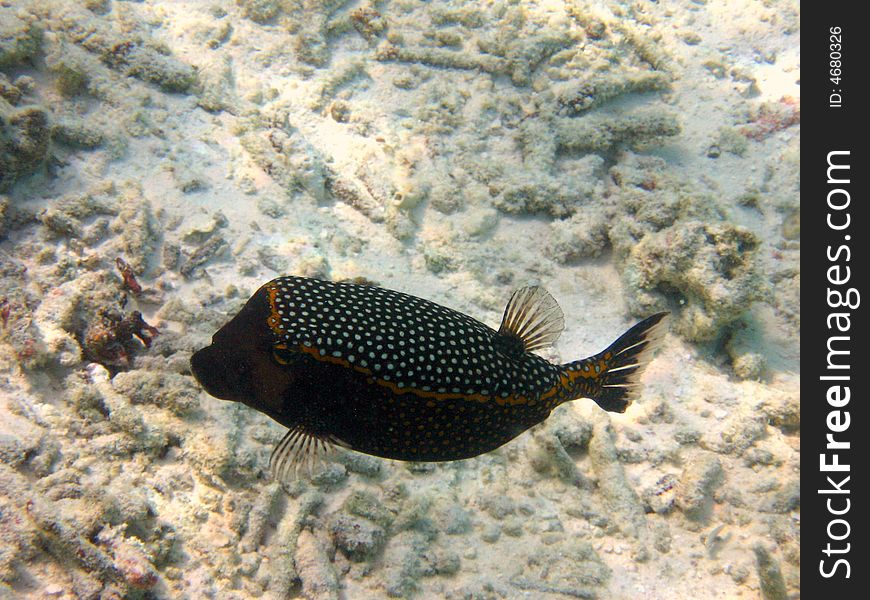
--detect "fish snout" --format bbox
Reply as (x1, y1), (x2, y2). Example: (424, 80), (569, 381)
(190, 343), (254, 402)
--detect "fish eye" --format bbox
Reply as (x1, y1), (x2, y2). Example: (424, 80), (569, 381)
(271, 344), (294, 366)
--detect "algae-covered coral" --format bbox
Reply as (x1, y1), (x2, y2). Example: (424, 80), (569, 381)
(1, 0), (799, 598)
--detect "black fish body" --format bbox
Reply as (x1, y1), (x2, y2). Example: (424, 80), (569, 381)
(191, 276), (667, 469)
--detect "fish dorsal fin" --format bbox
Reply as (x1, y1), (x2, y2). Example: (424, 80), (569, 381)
(497, 286), (565, 353)
(269, 426), (344, 484)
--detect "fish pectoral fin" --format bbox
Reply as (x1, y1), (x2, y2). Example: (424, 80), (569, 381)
(269, 425), (347, 484)
(497, 286), (565, 353)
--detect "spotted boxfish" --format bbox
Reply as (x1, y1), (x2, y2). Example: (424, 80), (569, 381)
(190, 276), (668, 480)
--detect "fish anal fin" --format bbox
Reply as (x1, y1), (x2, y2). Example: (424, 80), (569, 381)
(497, 286), (565, 354)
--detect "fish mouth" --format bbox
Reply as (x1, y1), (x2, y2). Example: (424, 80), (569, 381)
(190, 344), (254, 402)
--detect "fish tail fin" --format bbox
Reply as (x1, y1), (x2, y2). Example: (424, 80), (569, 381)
(565, 312), (669, 413)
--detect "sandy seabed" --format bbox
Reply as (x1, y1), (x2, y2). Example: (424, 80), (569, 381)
(1, 0), (799, 598)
